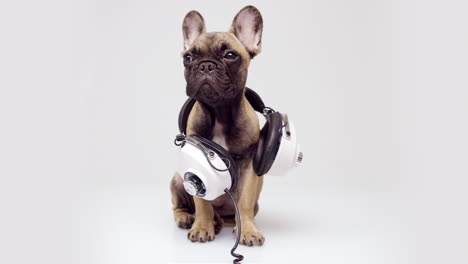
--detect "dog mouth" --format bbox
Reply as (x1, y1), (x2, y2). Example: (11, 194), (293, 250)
(187, 76), (226, 104)
(186, 67), (240, 106)
(193, 82), (222, 104)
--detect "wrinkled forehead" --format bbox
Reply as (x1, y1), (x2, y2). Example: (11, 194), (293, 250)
(188, 32), (249, 58)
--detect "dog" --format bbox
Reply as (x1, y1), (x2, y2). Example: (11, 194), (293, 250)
(170, 5), (265, 246)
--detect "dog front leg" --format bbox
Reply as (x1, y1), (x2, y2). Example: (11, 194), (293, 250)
(236, 161), (265, 246)
(187, 197), (215, 242)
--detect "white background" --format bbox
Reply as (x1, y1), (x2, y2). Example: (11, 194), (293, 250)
(1, 0), (467, 263)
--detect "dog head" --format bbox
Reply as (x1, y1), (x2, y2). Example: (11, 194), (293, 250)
(181, 6), (263, 107)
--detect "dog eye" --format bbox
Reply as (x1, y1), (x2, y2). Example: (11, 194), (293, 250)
(224, 52), (238, 60)
(183, 54), (193, 63)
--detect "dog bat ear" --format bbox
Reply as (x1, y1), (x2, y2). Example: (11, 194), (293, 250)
(182, 10), (206, 51)
(230, 5), (263, 58)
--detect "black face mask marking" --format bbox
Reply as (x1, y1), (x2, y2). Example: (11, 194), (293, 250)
(183, 39), (246, 107)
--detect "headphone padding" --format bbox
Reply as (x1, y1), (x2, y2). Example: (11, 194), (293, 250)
(253, 112), (283, 176)
(253, 124), (268, 175)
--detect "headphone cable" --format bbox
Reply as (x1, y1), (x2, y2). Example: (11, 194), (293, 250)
(201, 146), (230, 172)
(224, 188), (244, 264)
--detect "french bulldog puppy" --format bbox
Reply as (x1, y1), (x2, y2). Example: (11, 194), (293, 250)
(170, 6), (265, 246)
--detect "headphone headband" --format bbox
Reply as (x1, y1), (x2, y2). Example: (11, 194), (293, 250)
(244, 87), (265, 113)
(178, 87), (267, 134)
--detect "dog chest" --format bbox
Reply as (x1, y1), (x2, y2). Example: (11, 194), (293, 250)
(212, 120), (229, 151)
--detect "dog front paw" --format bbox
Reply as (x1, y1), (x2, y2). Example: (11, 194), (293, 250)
(234, 223), (265, 246)
(241, 229), (265, 246)
(187, 222), (215, 242)
(174, 211), (194, 229)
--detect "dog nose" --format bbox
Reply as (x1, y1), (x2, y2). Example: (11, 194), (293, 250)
(198, 61), (216, 74)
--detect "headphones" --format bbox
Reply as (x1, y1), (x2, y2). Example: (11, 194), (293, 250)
(174, 88), (303, 201)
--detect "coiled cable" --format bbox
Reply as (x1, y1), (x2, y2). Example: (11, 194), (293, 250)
(224, 188), (244, 264)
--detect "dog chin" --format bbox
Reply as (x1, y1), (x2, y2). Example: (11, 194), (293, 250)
(190, 83), (219, 104)
(188, 81), (239, 107)
(195, 95), (224, 107)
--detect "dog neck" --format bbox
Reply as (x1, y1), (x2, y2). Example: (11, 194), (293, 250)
(198, 89), (246, 126)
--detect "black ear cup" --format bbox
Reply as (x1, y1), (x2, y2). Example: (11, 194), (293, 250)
(253, 112), (283, 176)
(253, 124), (268, 175)
(189, 134), (239, 191)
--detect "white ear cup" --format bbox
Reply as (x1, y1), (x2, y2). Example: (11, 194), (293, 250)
(177, 140), (232, 200)
(267, 115), (303, 176)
